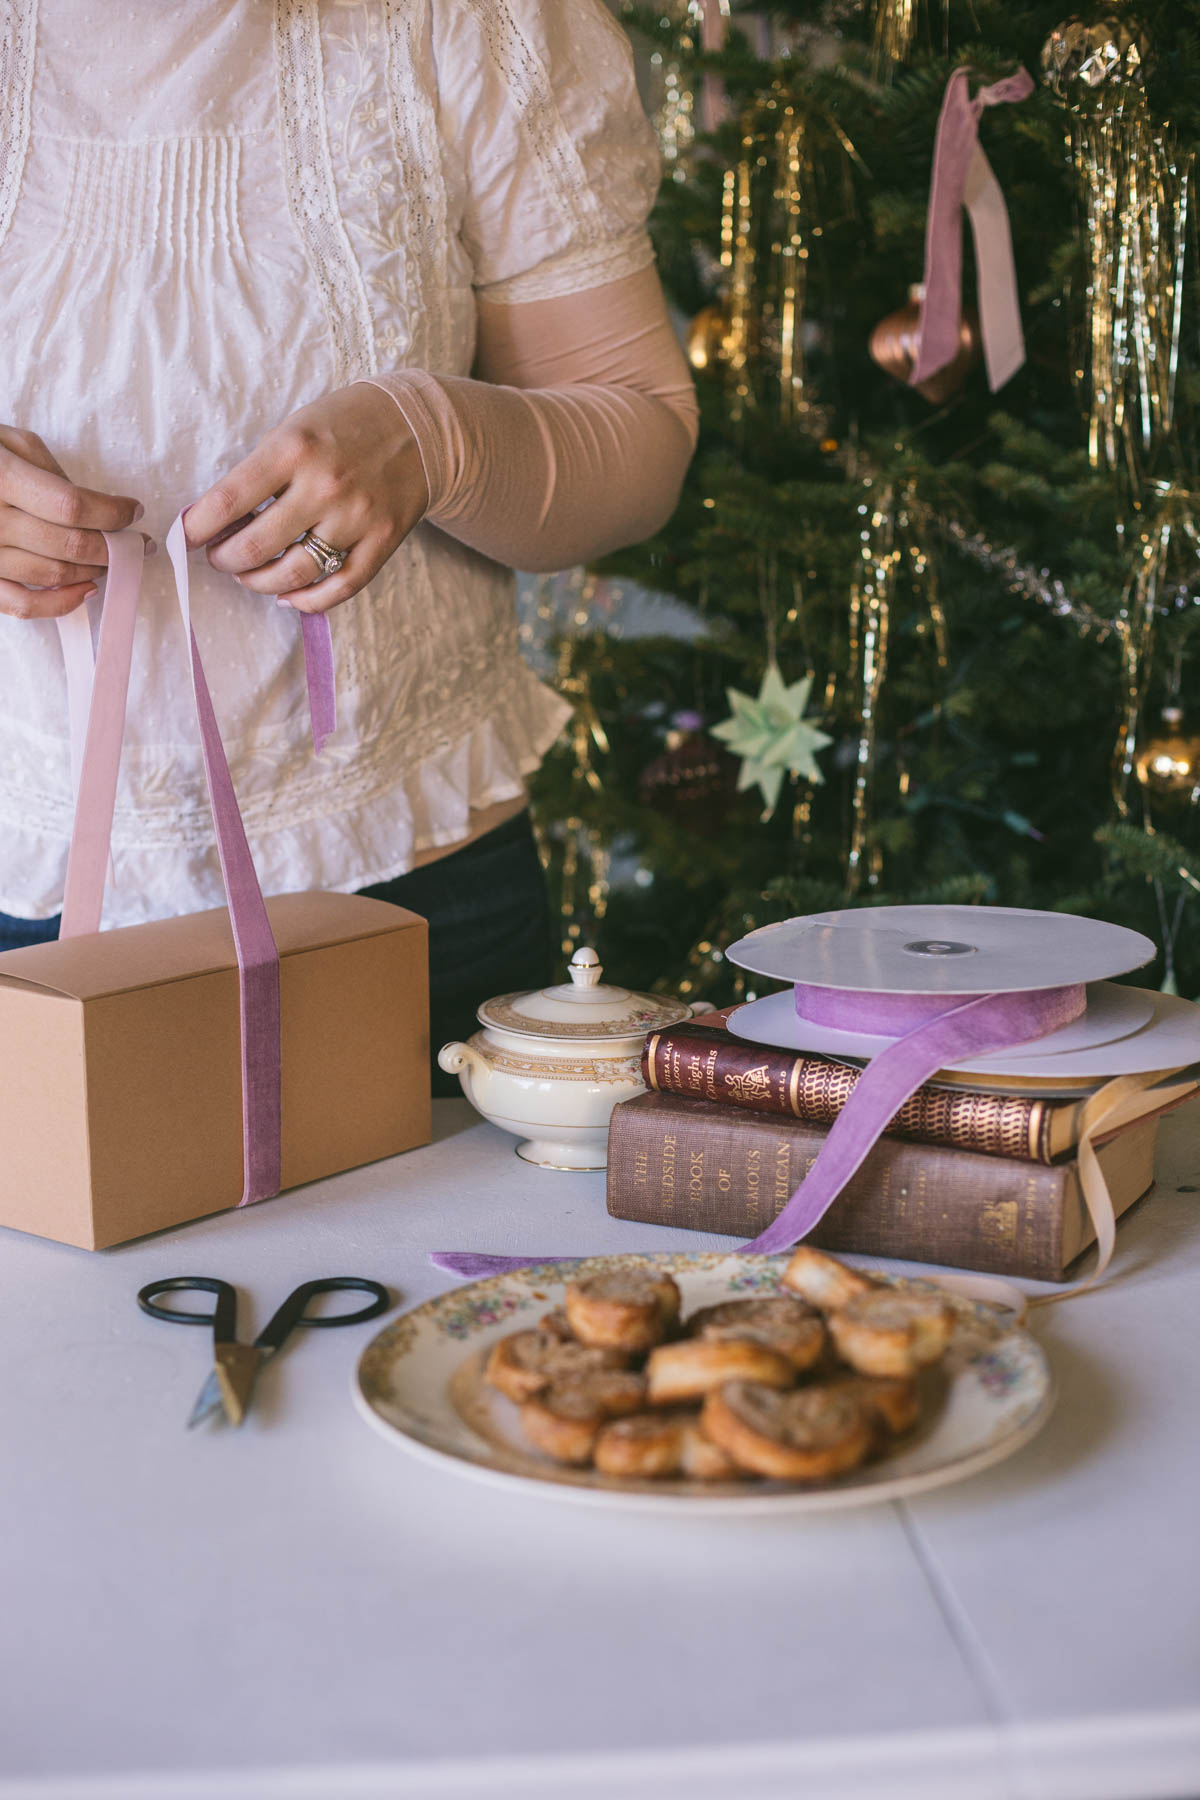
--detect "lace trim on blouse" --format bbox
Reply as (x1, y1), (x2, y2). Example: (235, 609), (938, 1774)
(478, 226), (655, 305)
(274, 0), (376, 382)
(384, 0), (452, 370)
(462, 0), (607, 244)
(0, 0), (35, 258)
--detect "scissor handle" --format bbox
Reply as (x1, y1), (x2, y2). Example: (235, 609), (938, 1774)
(256, 1278), (391, 1352)
(138, 1277), (238, 1342)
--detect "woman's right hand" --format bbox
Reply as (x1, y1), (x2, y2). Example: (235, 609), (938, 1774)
(0, 426), (149, 619)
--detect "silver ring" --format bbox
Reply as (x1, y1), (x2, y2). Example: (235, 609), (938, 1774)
(298, 530), (348, 579)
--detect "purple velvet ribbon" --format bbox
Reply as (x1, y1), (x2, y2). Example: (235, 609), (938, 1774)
(301, 612), (337, 755)
(910, 65), (1034, 394)
(167, 517), (283, 1204)
(741, 981), (1082, 1254)
(431, 979), (1085, 1278)
(58, 520), (337, 1209)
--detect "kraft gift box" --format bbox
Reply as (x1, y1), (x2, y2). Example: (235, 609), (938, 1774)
(0, 890), (430, 1249)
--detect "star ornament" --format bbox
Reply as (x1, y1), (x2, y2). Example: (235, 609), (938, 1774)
(711, 662), (833, 818)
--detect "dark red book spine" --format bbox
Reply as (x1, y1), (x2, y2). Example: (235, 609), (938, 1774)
(641, 1021), (1057, 1163)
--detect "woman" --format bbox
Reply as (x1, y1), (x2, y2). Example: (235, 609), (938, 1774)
(0, 0), (697, 1083)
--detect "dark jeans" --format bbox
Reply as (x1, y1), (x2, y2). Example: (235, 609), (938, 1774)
(0, 809), (555, 1099)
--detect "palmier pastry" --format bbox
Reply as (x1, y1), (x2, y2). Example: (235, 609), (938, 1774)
(830, 1373), (921, 1438)
(646, 1336), (795, 1406)
(828, 1289), (953, 1378)
(701, 1381), (872, 1481)
(780, 1245), (875, 1312)
(679, 1421), (744, 1482)
(565, 1268), (681, 1351)
(593, 1410), (690, 1479)
(519, 1370), (647, 1464)
(687, 1295), (826, 1371)
(484, 1328), (628, 1403)
(592, 1410), (749, 1481)
(539, 1308), (574, 1341)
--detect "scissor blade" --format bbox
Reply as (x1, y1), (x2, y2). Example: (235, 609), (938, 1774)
(186, 1369), (225, 1430)
(186, 1345), (263, 1428)
(214, 1343), (264, 1426)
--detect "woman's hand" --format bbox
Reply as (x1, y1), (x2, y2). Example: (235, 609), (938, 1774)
(0, 427), (147, 619)
(184, 384), (429, 614)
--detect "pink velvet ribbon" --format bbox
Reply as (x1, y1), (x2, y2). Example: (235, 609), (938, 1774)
(910, 65), (1034, 395)
(430, 979), (1087, 1278)
(56, 518), (336, 1207)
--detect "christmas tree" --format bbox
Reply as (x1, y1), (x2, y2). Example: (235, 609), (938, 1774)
(530, 2), (1200, 1004)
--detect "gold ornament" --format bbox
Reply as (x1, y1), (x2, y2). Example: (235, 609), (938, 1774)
(1109, 484), (1200, 815)
(1040, 17), (1147, 98)
(1134, 708), (1200, 802)
(686, 303), (729, 372)
(869, 285), (981, 405)
(1041, 18), (1192, 484)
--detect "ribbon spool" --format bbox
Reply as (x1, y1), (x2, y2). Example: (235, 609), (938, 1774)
(721, 905), (1198, 1277)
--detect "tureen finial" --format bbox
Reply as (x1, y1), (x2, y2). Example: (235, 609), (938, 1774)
(568, 947), (602, 989)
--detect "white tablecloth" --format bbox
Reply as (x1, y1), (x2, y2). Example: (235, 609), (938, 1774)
(1, 1099), (1197, 1800)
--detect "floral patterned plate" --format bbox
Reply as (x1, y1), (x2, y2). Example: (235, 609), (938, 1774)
(353, 1254), (1054, 1513)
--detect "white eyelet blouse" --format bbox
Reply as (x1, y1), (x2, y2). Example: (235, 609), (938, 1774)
(0, 0), (660, 925)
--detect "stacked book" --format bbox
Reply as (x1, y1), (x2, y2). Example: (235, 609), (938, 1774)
(605, 1009), (1180, 1282)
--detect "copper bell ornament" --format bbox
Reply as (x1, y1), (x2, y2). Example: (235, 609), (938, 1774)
(869, 284), (981, 405)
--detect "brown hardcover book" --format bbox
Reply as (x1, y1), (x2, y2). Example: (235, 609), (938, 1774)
(606, 1090), (1160, 1282)
(642, 1020), (1083, 1163)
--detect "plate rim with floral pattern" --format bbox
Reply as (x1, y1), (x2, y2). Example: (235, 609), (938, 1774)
(353, 1253), (1055, 1514)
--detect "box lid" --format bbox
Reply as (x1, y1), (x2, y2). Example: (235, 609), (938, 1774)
(0, 892), (425, 1002)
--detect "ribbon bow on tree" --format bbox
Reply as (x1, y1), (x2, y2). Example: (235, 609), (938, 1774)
(911, 65), (1035, 395)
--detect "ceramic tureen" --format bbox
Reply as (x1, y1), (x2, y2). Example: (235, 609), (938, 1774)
(437, 948), (694, 1169)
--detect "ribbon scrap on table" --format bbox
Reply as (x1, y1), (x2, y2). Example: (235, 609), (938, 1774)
(55, 517), (337, 1208)
(911, 64), (1034, 394)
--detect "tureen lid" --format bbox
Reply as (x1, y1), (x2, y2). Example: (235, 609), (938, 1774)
(476, 948), (692, 1041)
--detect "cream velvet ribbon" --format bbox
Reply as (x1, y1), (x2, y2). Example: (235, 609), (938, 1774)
(916, 1067), (1193, 1322)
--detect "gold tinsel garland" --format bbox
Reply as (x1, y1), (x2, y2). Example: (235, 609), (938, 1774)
(1041, 19), (1193, 487)
(870, 0), (918, 79)
(712, 80), (861, 429)
(524, 571), (614, 957)
(649, 1), (731, 175)
(845, 481), (947, 893)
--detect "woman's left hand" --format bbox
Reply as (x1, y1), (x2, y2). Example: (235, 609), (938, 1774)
(184, 384), (428, 612)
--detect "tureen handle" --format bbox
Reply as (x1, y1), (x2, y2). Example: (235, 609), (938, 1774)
(437, 1040), (492, 1101)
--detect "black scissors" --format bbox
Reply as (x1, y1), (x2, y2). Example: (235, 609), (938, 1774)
(138, 1276), (391, 1428)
